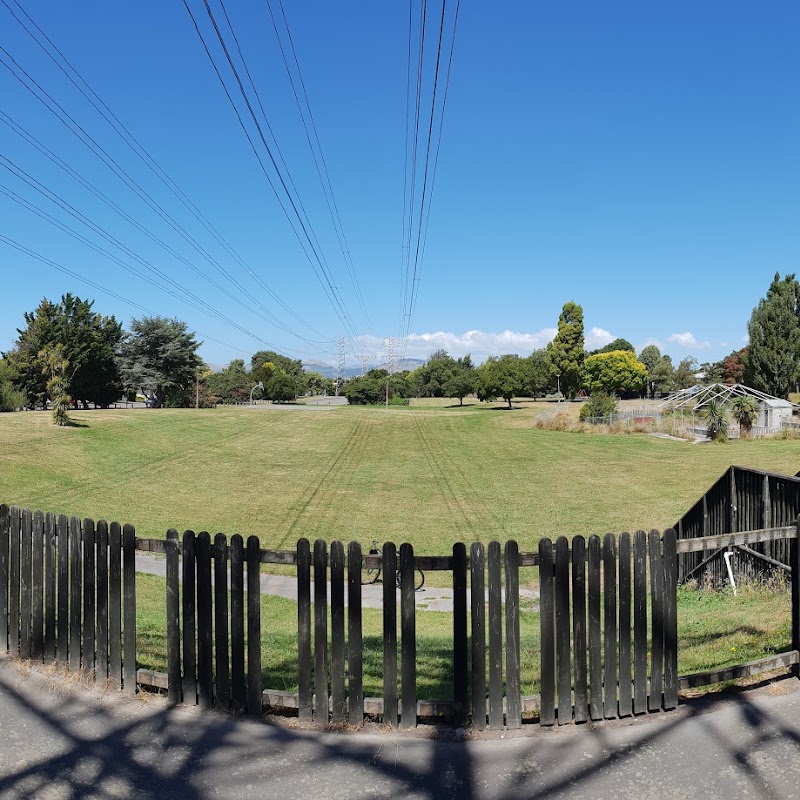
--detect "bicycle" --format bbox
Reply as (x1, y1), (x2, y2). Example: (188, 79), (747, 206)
(361, 539), (425, 591)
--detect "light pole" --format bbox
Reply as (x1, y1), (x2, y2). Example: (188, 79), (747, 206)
(250, 381), (263, 406)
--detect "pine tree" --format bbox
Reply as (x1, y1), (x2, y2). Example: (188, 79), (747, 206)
(546, 301), (585, 399)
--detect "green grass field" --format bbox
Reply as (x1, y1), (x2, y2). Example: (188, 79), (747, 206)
(2, 402), (800, 552)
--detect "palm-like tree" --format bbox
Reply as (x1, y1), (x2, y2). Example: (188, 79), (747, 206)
(730, 395), (759, 437)
(703, 399), (728, 441)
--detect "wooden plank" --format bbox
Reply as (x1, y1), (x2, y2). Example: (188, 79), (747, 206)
(69, 515), (82, 670)
(676, 526), (795, 554)
(108, 521), (122, 689)
(538, 538), (555, 726)
(452, 542), (468, 728)
(505, 540), (521, 729)
(662, 528), (678, 710)
(165, 529), (181, 704)
(31, 510), (44, 661)
(196, 532), (213, 710)
(9, 507), (20, 658)
(587, 534), (602, 721)
(122, 523), (136, 694)
(633, 530), (648, 714)
(330, 540), (346, 724)
(246, 535), (262, 716)
(470, 542), (486, 730)
(82, 518), (96, 676)
(347, 541), (363, 726)
(400, 542), (416, 729)
(555, 536), (571, 725)
(0, 505), (8, 653)
(230, 534), (246, 713)
(603, 533), (617, 719)
(679, 650), (799, 689)
(136, 668), (168, 690)
(648, 529), (664, 712)
(572, 535), (588, 724)
(296, 538), (312, 722)
(313, 539), (328, 724)
(214, 533), (230, 711)
(382, 541), (398, 727)
(618, 532), (632, 718)
(487, 541), (503, 729)
(20, 508), (32, 660)
(95, 520), (108, 679)
(181, 530), (197, 705)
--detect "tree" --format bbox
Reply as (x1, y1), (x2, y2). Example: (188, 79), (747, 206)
(730, 395), (758, 437)
(305, 371), (335, 396)
(703, 399), (728, 442)
(118, 317), (202, 408)
(250, 350), (303, 380)
(525, 349), (552, 398)
(639, 345), (664, 398)
(590, 338), (635, 355)
(479, 355), (527, 408)
(583, 350), (647, 396)
(41, 344), (72, 426)
(206, 359), (251, 404)
(343, 369), (388, 405)
(545, 301), (584, 399)
(442, 355), (476, 405)
(673, 357), (698, 390)
(650, 354), (674, 395)
(744, 273), (800, 398)
(3, 294), (122, 409)
(0, 359), (25, 412)
(413, 351), (457, 398)
(721, 348), (747, 385)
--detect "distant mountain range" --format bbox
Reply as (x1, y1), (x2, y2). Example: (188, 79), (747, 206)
(302, 358), (425, 379)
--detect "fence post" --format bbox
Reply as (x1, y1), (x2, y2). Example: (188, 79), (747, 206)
(313, 539), (328, 724)
(82, 518), (96, 677)
(31, 510), (44, 662)
(196, 532), (213, 710)
(231, 534), (246, 712)
(330, 540), (346, 724)
(347, 541), (363, 726)
(165, 529), (181, 704)
(792, 517), (800, 679)
(603, 533), (617, 719)
(555, 536), (571, 725)
(452, 542), (468, 728)
(487, 541), (503, 728)
(108, 521), (122, 689)
(648, 530), (665, 712)
(214, 533), (230, 711)
(538, 538), (555, 726)
(296, 538), (312, 722)
(572, 536), (587, 723)
(382, 542), (398, 727)
(69, 515), (82, 670)
(504, 540), (521, 729)
(663, 528), (678, 710)
(246, 535), (261, 717)
(122, 523), (136, 694)
(182, 530), (197, 705)
(95, 520), (109, 679)
(20, 509), (32, 660)
(470, 542), (486, 730)
(400, 543), (416, 729)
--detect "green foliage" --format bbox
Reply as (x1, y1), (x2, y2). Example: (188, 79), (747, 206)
(250, 350), (303, 380)
(3, 294), (122, 408)
(41, 344), (72, 426)
(118, 316), (202, 408)
(525, 348), (552, 398)
(442, 356), (477, 405)
(545, 301), (584, 399)
(206, 359), (251, 404)
(582, 350), (647, 396)
(703, 399), (729, 442)
(578, 391), (619, 420)
(730, 395), (758, 435)
(590, 337), (635, 355)
(744, 273), (800, 398)
(0, 360), (25, 411)
(478, 354), (527, 408)
(673, 356), (698, 390)
(304, 371), (335, 396)
(343, 370), (388, 405)
(639, 345), (674, 398)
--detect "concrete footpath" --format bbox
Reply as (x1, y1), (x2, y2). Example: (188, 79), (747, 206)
(1, 659), (799, 799)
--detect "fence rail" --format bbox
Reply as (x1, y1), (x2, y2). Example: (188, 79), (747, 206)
(2, 503), (799, 730)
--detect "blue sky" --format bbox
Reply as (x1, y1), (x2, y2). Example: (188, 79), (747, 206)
(1, 1), (798, 368)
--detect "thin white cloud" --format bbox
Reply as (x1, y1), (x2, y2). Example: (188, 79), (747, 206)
(639, 337), (665, 351)
(718, 341), (729, 348)
(668, 332), (711, 350)
(585, 327), (614, 350)
(353, 329), (557, 362)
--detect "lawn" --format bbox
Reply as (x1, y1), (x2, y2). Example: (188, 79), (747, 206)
(2, 402), (800, 554)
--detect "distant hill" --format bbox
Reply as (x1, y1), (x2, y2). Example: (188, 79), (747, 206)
(302, 358), (425, 379)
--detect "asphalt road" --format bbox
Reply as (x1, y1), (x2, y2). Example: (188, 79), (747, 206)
(1, 659), (799, 799)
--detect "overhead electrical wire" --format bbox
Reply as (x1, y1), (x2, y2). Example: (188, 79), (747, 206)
(0, 0), (327, 343)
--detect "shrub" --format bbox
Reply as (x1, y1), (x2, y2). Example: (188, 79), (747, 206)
(578, 392), (619, 421)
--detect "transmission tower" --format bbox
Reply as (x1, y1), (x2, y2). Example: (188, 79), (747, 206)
(360, 354), (369, 377)
(335, 336), (347, 396)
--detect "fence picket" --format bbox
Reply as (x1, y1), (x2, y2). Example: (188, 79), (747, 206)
(246, 536), (261, 716)
(400, 543), (416, 729)
(538, 538), (555, 726)
(9, 507), (20, 658)
(166, 529), (181, 704)
(330, 541), (346, 724)
(505, 540), (521, 729)
(122, 523), (136, 694)
(487, 541), (504, 728)
(587, 534), (602, 721)
(196, 532), (213, 710)
(0, 505), (9, 653)
(453, 542), (468, 728)
(82, 518), (96, 676)
(347, 541), (363, 726)
(182, 530), (197, 705)
(31, 510), (44, 661)
(663, 528), (678, 710)
(296, 538), (311, 722)
(555, 536), (571, 724)
(648, 529), (664, 712)
(618, 532), (632, 718)
(633, 530), (648, 714)
(108, 521), (122, 689)
(470, 542), (486, 730)
(603, 533), (617, 719)
(214, 533), (230, 710)
(314, 539), (329, 724)
(572, 536), (588, 723)
(69, 515), (82, 670)
(231, 534), (246, 712)
(20, 508), (32, 660)
(96, 520), (109, 679)
(382, 542), (398, 727)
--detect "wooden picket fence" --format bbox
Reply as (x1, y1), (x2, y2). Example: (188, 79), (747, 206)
(2, 502), (799, 730)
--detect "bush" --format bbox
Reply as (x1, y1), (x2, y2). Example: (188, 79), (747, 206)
(578, 392), (619, 421)
(0, 378), (25, 412)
